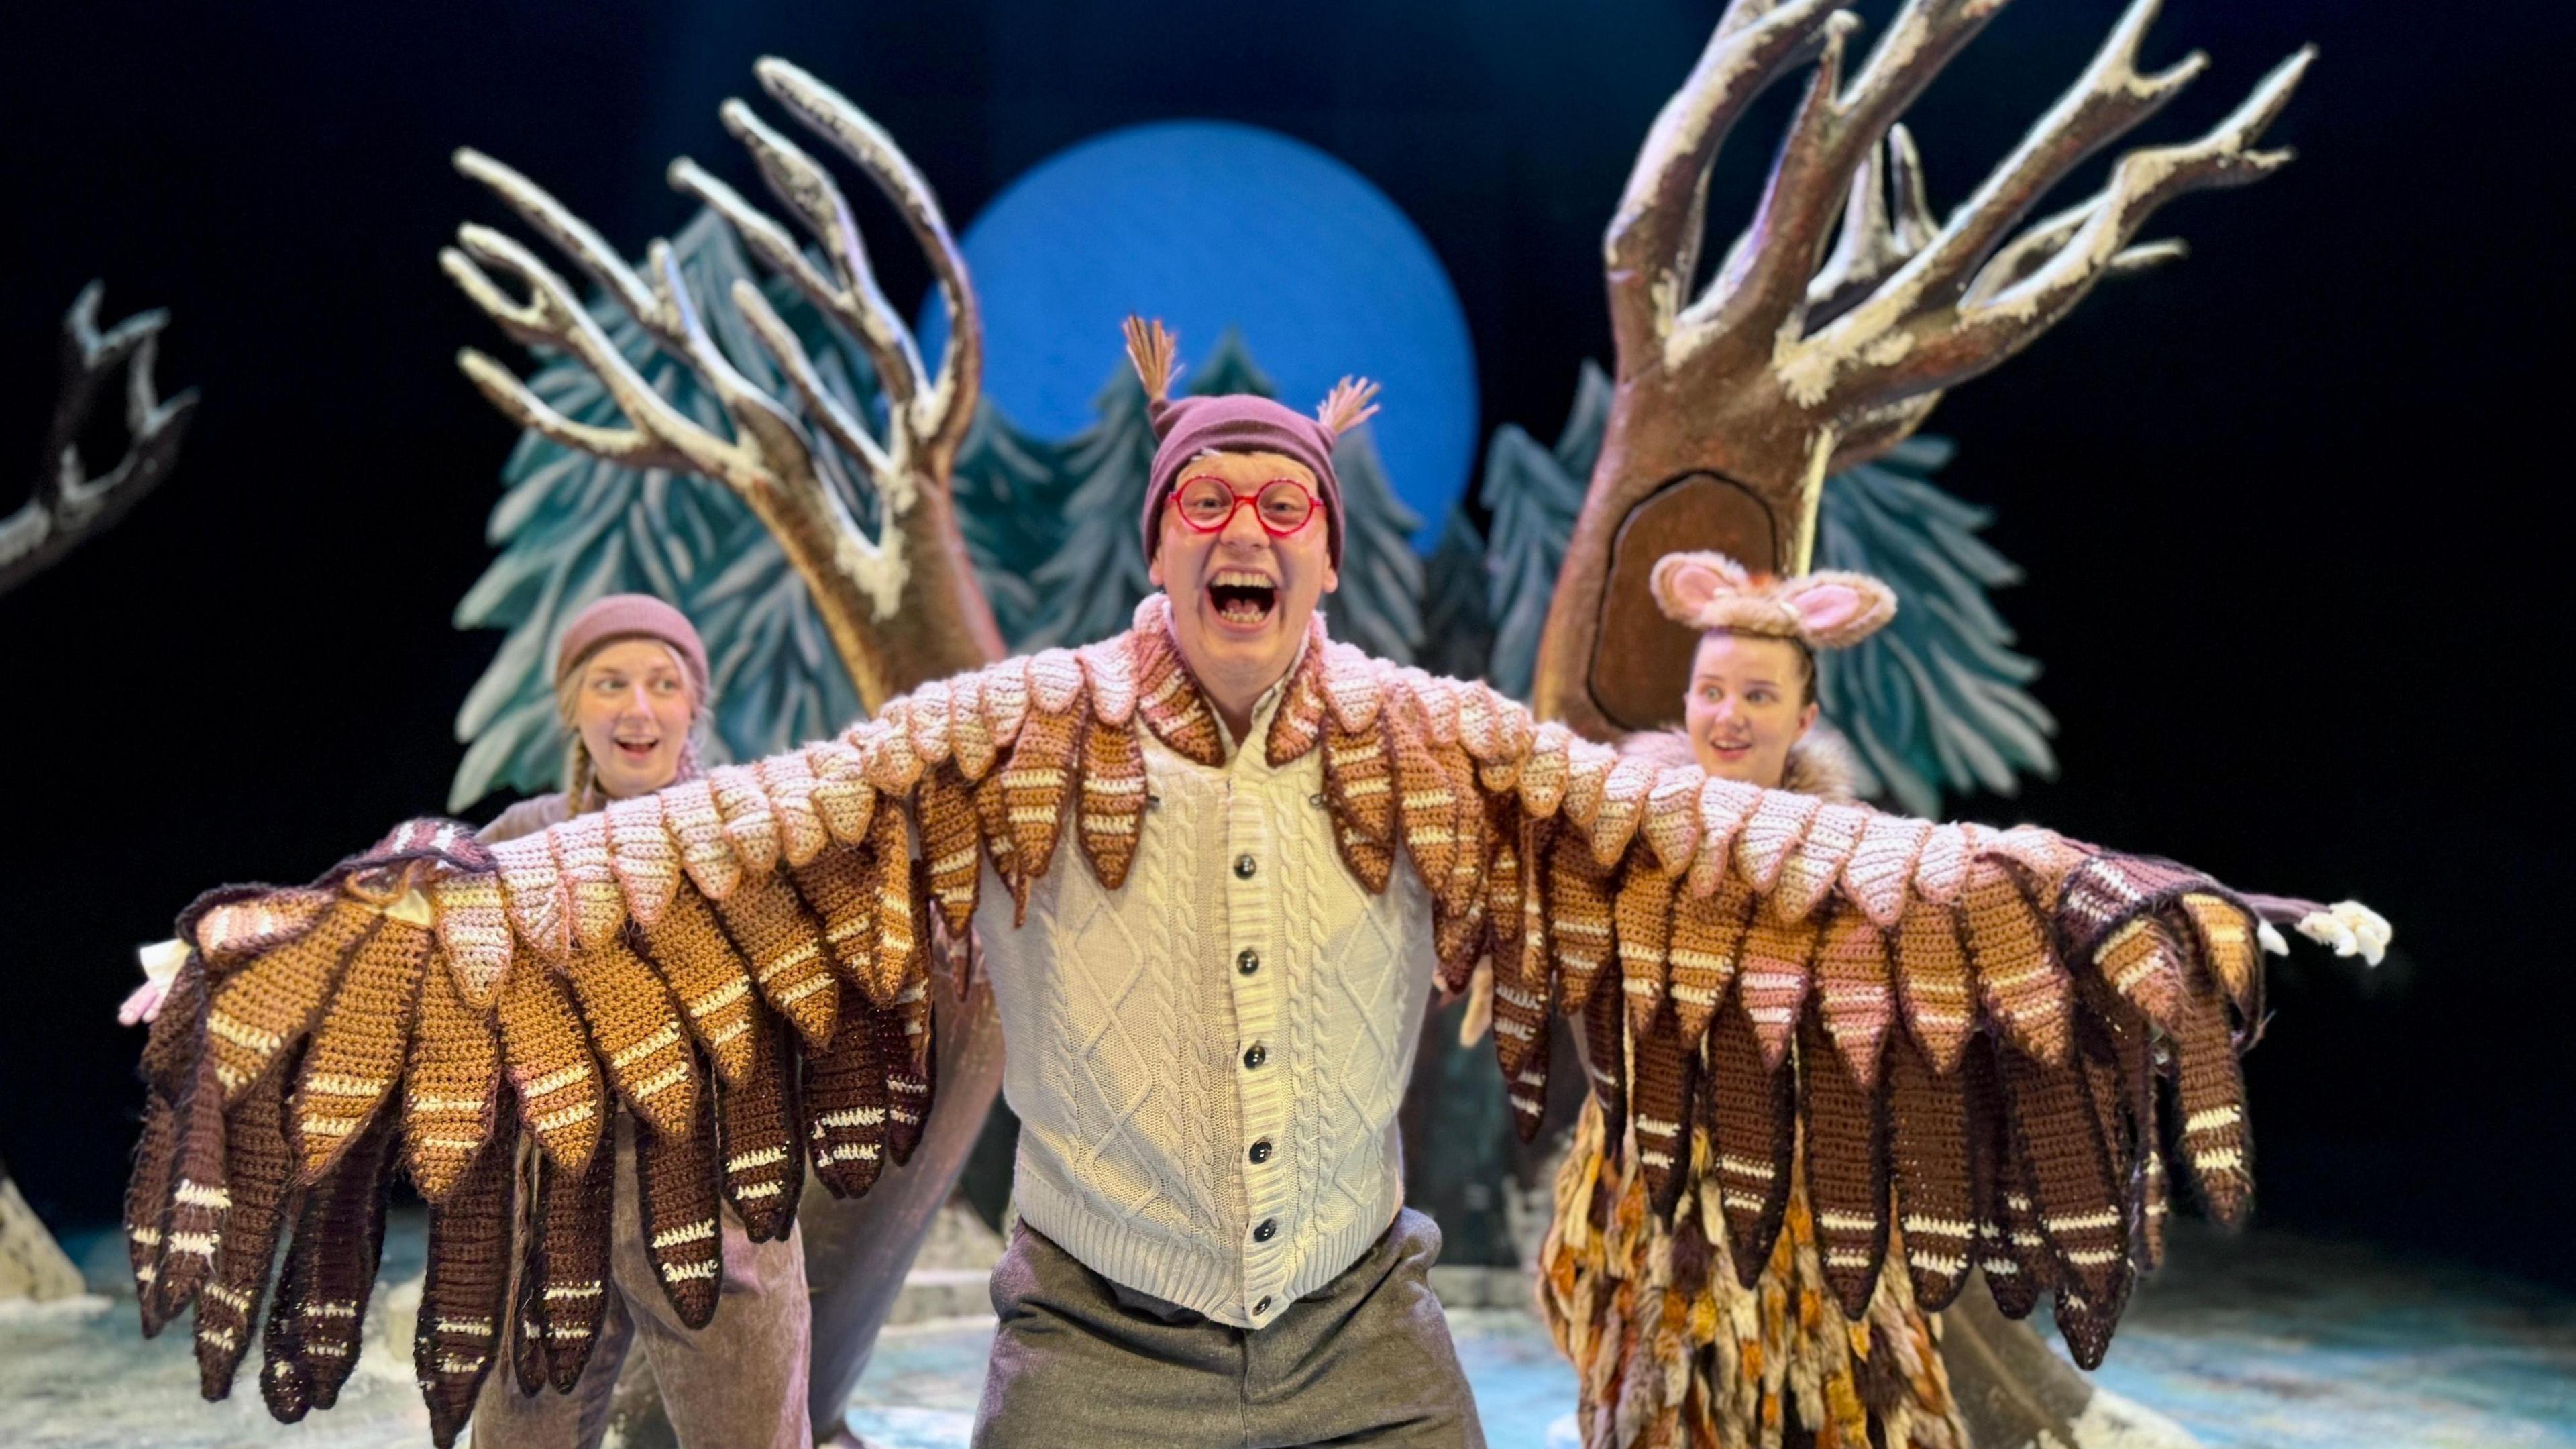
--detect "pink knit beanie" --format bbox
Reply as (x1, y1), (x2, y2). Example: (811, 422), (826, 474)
(555, 594), (710, 699)
(1124, 318), (1379, 570)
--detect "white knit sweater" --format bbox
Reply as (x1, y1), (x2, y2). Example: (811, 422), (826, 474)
(975, 665), (1437, 1330)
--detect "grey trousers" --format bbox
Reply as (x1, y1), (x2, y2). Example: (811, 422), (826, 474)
(470, 1119), (813, 1449)
(973, 1208), (1486, 1449)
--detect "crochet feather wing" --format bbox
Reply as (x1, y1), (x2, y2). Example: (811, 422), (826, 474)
(128, 604), (2328, 1435)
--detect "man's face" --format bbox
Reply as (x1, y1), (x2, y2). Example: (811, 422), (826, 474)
(573, 637), (697, 800)
(1149, 449), (1338, 702)
(1683, 631), (1818, 788)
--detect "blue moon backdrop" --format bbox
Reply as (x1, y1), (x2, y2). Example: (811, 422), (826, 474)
(920, 120), (1477, 552)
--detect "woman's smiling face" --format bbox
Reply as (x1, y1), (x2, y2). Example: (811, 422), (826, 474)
(572, 637), (696, 800)
(1682, 631), (1818, 788)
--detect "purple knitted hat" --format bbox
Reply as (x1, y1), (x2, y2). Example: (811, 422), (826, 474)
(1126, 317), (1379, 569)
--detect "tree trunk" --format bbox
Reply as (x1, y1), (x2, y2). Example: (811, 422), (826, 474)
(1532, 368), (1821, 741)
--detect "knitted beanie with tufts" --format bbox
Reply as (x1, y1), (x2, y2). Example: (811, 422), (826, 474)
(555, 594), (710, 698)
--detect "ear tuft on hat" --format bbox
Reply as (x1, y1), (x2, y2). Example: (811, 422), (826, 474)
(1124, 316), (1181, 431)
(1648, 549), (1896, 651)
(1778, 572), (1898, 649)
(1315, 376), (1382, 439)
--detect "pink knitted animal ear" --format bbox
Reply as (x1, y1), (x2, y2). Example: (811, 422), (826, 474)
(1780, 571), (1897, 648)
(1649, 551), (1751, 628)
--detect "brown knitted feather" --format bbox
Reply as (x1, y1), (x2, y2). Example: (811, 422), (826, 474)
(1815, 908), (1895, 1090)
(789, 841), (879, 993)
(1684, 775), (1761, 898)
(257, 1179), (315, 1421)
(1958, 859), (2072, 1066)
(1428, 739), (1491, 987)
(146, 1049), (228, 1334)
(2092, 915), (2187, 1034)
(946, 669), (997, 783)
(802, 981), (890, 1199)
(282, 1110), (398, 1411)
(561, 932), (699, 1139)
(904, 678), (957, 769)
(125, 1092), (179, 1311)
(1996, 1042), (2131, 1365)
(998, 688), (1082, 917)
(432, 873), (515, 1008)
(207, 899), (377, 1102)
(1515, 722), (1570, 820)
(628, 889), (760, 1089)
(416, 1108), (516, 1448)
(1615, 863), (1679, 1043)
(1076, 717), (1148, 892)
(1884, 1033), (1972, 1311)
(1965, 1040), (2047, 1319)
(292, 917), (431, 1184)
(637, 1083), (724, 1328)
(1548, 826), (1617, 1017)
(1580, 987), (1627, 1154)
(712, 873), (839, 1050)
(1629, 1010), (1696, 1215)
(1667, 874), (1753, 1050)
(1891, 896), (1974, 1074)
(1585, 757), (1654, 867)
(971, 766), (1020, 898)
(531, 1127), (617, 1391)
(881, 971), (933, 1165)
(1637, 768), (1703, 875)
(193, 1062), (292, 1399)
(867, 799), (924, 1006)
(1322, 716), (1397, 894)
(715, 1012), (803, 1241)
(138, 943), (209, 1096)
(1799, 1004), (1890, 1318)
(494, 963), (605, 1174)
(1263, 632), (1332, 767)
(2176, 891), (2263, 1022)
(404, 954), (502, 1203)
(1735, 908), (1820, 1071)
(1493, 817), (1558, 1133)
(1387, 692), (1460, 894)
(2170, 971), (2253, 1226)
(1133, 614), (1226, 766)
(1706, 998), (1795, 1287)
(921, 761), (988, 932)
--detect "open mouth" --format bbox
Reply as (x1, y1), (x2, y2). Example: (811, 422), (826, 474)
(612, 736), (661, 762)
(1207, 569), (1279, 627)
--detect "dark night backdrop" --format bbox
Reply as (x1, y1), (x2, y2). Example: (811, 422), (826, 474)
(4, 1), (2569, 1290)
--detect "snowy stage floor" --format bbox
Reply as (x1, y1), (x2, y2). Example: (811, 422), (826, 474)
(5, 1221), (2570, 1448)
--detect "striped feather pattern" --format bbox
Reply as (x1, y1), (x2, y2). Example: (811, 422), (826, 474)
(493, 963), (604, 1173)
(1546, 826), (1615, 1016)
(1733, 789), (1820, 894)
(1892, 896), (1974, 1073)
(1587, 757), (1655, 867)
(430, 874), (513, 1006)
(1491, 816), (1557, 1095)
(1959, 859), (2072, 1065)
(1997, 1043), (2130, 1364)
(282, 1111), (398, 1412)
(561, 933), (698, 1138)
(2171, 977), (2253, 1226)
(1885, 1033), (1972, 1311)
(1799, 1006), (1890, 1318)
(632, 890), (760, 1086)
(551, 811), (622, 950)
(867, 800), (923, 1005)
(1735, 908), (1820, 1070)
(637, 1087), (724, 1328)
(531, 1129), (616, 1392)
(403, 957), (502, 1201)
(1075, 718), (1148, 892)
(1260, 635), (1330, 767)
(920, 761), (987, 933)
(709, 763), (782, 878)
(1815, 908), (1895, 1089)
(712, 874), (838, 1049)
(603, 793), (681, 927)
(1629, 1012), (1696, 1214)
(492, 830), (570, 961)
(415, 1110), (513, 1448)
(661, 777), (741, 902)
(207, 900), (376, 1102)
(998, 694), (1081, 912)
(755, 751), (830, 866)
(1842, 814), (1933, 928)
(803, 739), (876, 845)
(291, 918), (430, 1183)
(193, 1065), (291, 1399)
(1321, 716), (1396, 894)
(1667, 875), (1754, 1049)
(715, 1012), (802, 1241)
(1615, 864), (1678, 1042)
(789, 842), (879, 994)
(1706, 998), (1794, 1288)
(802, 982), (890, 1199)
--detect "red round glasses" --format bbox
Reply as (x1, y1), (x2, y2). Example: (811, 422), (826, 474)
(1167, 475), (1322, 537)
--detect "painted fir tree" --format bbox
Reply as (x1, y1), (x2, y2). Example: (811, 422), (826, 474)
(1317, 423), (1424, 665)
(1416, 508), (1494, 683)
(1481, 362), (1607, 701)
